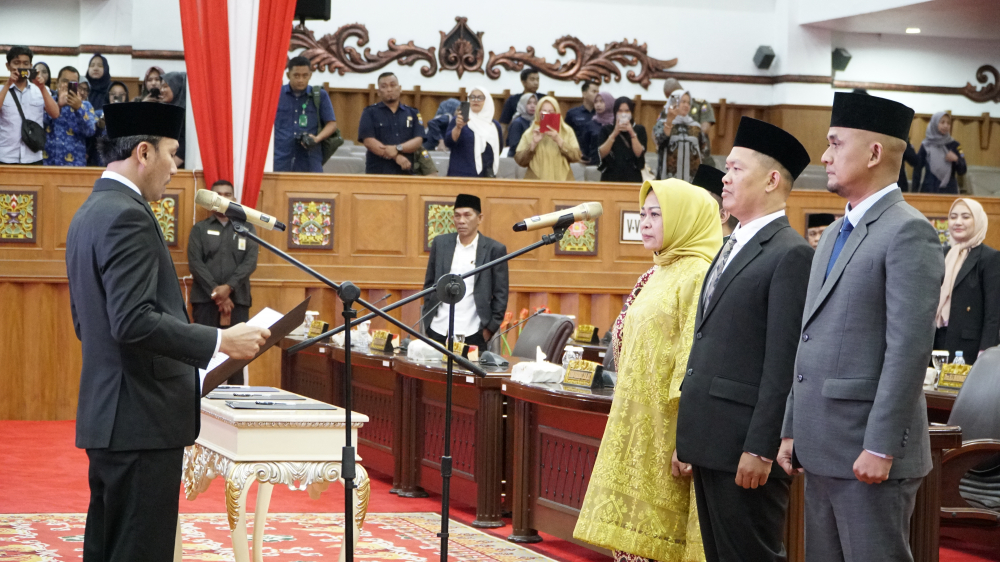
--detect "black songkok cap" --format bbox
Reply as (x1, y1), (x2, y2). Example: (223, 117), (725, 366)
(732, 117), (811, 181)
(830, 92), (914, 141)
(807, 213), (836, 229)
(691, 164), (725, 197)
(103, 102), (185, 140)
(454, 193), (481, 213)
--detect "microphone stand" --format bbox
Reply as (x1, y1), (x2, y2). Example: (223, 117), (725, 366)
(277, 221), (570, 562)
(228, 219), (486, 562)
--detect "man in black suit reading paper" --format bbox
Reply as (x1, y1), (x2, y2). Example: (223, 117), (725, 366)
(421, 193), (508, 350)
(676, 117), (814, 562)
(66, 102), (269, 562)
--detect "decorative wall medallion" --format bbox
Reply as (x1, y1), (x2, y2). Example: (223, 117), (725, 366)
(290, 22), (438, 77)
(555, 205), (598, 256)
(0, 191), (35, 243)
(927, 216), (950, 246)
(439, 17), (484, 78)
(486, 37), (678, 88)
(149, 193), (178, 246)
(289, 199), (335, 250)
(424, 200), (456, 251)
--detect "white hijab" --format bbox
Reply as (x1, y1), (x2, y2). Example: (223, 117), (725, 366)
(467, 86), (500, 176)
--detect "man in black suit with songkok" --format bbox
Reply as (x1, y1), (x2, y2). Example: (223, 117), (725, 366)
(676, 117), (814, 562)
(66, 102), (269, 562)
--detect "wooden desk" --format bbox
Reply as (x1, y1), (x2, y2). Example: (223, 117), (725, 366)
(503, 380), (963, 562)
(280, 338), (400, 492)
(925, 389), (958, 425)
(502, 380), (613, 545)
(391, 355), (521, 528)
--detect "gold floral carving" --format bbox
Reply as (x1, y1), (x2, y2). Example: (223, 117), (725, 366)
(0, 191), (35, 242)
(149, 194), (178, 246)
(182, 443), (371, 532)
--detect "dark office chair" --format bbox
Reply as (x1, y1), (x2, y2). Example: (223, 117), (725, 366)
(509, 314), (575, 363)
(940, 347), (1000, 532)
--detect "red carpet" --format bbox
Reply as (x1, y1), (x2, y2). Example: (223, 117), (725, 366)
(1, 421), (996, 561)
(0, 421), (605, 561)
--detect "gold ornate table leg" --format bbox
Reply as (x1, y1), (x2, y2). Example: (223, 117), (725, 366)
(337, 464), (371, 562)
(251, 482), (274, 562)
(173, 518), (183, 562)
(226, 465), (255, 562)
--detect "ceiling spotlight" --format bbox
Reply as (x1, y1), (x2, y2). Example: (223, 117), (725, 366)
(906, 27), (921, 34)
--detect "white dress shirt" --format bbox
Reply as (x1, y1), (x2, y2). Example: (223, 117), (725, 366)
(101, 170), (223, 357)
(720, 209), (786, 274)
(843, 183), (899, 229)
(431, 233), (482, 337)
(843, 182), (900, 460)
(0, 81), (45, 163)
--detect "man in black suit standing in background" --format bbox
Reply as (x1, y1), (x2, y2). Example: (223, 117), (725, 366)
(675, 117), (814, 561)
(66, 102), (269, 562)
(422, 193), (508, 350)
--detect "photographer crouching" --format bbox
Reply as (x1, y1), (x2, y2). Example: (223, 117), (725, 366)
(273, 56), (337, 173)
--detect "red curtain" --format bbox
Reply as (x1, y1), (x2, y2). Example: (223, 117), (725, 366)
(179, 0), (233, 189)
(239, 0), (297, 208)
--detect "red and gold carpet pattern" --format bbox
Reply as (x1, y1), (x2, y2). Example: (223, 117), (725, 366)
(0, 512), (558, 561)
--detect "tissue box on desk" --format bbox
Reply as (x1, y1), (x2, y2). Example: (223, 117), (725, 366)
(510, 361), (565, 384)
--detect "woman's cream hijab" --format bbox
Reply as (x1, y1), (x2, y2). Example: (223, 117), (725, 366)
(466, 86), (501, 176)
(936, 198), (988, 328)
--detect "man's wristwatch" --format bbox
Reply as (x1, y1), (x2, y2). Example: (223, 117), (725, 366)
(395, 144), (404, 154)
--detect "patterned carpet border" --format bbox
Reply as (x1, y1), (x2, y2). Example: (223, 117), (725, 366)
(0, 512), (558, 561)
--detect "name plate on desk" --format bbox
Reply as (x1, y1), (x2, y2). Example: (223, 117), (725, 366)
(370, 329), (396, 353)
(307, 320), (329, 339)
(450, 340), (479, 362)
(564, 359), (603, 389)
(937, 363), (971, 394)
(572, 324), (599, 344)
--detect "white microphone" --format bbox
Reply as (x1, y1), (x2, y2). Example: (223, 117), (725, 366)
(194, 189), (286, 231)
(512, 202), (603, 232)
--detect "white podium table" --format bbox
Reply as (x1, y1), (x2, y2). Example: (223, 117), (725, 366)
(174, 392), (370, 562)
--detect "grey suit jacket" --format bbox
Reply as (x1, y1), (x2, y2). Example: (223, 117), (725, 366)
(782, 189), (944, 479)
(421, 232), (509, 334)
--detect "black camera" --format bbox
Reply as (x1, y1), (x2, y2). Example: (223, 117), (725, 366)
(149, 88), (161, 99)
(294, 131), (317, 149)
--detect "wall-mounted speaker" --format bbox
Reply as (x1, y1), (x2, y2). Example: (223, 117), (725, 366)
(295, 0), (330, 21)
(753, 46), (775, 70)
(832, 47), (852, 72)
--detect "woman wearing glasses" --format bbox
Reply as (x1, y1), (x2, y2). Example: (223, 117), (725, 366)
(444, 87), (503, 177)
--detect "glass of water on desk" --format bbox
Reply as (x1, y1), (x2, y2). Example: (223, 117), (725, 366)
(930, 350), (949, 389)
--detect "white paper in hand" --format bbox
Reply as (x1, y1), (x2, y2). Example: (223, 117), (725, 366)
(199, 307), (284, 393)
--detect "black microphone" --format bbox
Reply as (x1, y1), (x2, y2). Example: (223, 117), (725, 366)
(480, 308), (545, 366)
(195, 189), (286, 231)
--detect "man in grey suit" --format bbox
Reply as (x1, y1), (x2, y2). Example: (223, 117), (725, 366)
(677, 117), (814, 562)
(777, 93), (946, 562)
(422, 193), (509, 350)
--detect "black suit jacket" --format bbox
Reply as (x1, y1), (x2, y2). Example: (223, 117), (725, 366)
(421, 233), (509, 334)
(934, 244), (1000, 363)
(676, 216), (813, 473)
(66, 178), (217, 451)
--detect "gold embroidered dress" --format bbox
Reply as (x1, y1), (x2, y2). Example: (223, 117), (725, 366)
(574, 179), (722, 562)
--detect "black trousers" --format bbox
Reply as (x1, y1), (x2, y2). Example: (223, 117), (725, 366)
(192, 301), (250, 384)
(84, 447), (184, 562)
(427, 326), (488, 350)
(693, 465), (790, 562)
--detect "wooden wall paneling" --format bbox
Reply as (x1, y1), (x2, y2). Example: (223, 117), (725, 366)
(0, 282), (24, 419)
(483, 195), (542, 263)
(769, 106), (837, 165)
(248, 284), (309, 387)
(350, 193), (408, 256)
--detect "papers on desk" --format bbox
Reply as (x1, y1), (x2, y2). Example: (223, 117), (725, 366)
(225, 401), (337, 410)
(199, 307), (285, 393)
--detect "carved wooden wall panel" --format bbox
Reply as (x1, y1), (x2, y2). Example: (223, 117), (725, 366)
(536, 425), (602, 511)
(421, 399), (478, 479)
(354, 382), (395, 452)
